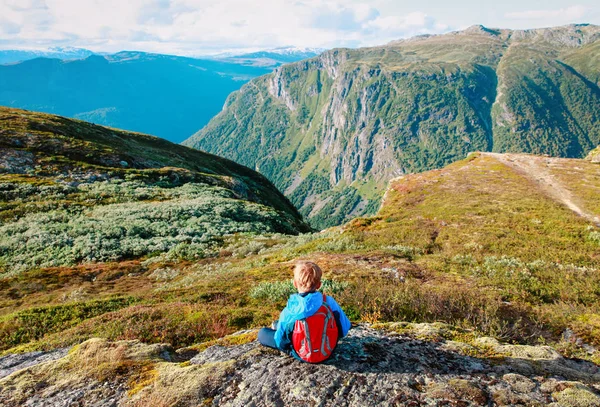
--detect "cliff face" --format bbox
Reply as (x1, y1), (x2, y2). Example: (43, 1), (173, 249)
(185, 24), (600, 229)
(2, 324), (599, 406)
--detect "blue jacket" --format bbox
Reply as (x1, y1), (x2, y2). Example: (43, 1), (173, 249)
(274, 291), (351, 351)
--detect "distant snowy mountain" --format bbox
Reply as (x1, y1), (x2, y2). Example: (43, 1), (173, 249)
(0, 51), (272, 143)
(0, 47), (94, 64)
(208, 46), (326, 67)
(0, 46), (326, 142)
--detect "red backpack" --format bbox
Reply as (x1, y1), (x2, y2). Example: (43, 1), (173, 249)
(292, 294), (339, 363)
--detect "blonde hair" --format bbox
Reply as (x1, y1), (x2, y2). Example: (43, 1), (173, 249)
(293, 261), (322, 292)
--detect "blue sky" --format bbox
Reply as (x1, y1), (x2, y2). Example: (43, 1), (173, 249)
(0, 0), (598, 55)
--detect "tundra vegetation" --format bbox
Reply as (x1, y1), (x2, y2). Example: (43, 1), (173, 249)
(1, 110), (599, 375)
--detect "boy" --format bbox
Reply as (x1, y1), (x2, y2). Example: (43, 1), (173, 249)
(258, 261), (351, 362)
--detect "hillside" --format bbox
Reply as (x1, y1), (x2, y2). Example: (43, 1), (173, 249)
(0, 107), (309, 275)
(185, 24), (600, 228)
(0, 151), (598, 405)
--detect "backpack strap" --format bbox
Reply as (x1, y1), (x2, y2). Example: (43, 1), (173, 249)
(321, 293), (331, 312)
(322, 293), (343, 342)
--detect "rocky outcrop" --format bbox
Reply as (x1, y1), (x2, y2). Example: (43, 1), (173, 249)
(0, 347), (70, 380)
(2, 324), (599, 406)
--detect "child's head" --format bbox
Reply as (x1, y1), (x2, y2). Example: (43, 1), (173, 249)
(293, 261), (322, 293)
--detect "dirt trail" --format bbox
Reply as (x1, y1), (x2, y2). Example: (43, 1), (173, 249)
(482, 152), (600, 226)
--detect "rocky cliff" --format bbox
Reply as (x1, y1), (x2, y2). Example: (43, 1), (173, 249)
(1, 323), (599, 406)
(185, 24), (600, 228)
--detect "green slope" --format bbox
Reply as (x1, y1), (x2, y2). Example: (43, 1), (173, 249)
(0, 107), (309, 275)
(185, 24), (600, 229)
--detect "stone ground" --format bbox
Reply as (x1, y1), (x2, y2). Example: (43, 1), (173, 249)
(1, 324), (599, 406)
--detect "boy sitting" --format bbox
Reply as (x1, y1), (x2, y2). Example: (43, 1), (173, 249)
(258, 261), (351, 363)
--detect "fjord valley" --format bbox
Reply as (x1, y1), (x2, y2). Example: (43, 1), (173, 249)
(186, 24), (600, 229)
(1, 23), (600, 406)
(0, 48), (321, 144)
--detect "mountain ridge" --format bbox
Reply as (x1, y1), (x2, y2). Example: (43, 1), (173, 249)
(0, 48), (321, 144)
(185, 23), (600, 228)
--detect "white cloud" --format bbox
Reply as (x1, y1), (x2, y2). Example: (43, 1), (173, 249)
(0, 0), (453, 54)
(505, 5), (587, 20)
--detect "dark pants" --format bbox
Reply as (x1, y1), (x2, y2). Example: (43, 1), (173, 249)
(258, 327), (278, 349)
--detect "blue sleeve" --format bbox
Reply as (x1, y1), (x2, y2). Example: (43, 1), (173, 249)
(325, 296), (351, 337)
(274, 306), (293, 350)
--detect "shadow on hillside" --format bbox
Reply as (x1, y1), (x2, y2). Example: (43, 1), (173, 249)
(325, 333), (486, 375)
(323, 332), (600, 383)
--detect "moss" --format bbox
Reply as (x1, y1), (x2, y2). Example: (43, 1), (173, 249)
(552, 384), (600, 407)
(129, 359), (236, 406)
(128, 364), (159, 396)
(185, 330), (259, 353)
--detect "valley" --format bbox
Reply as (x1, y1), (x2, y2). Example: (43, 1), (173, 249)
(1, 23), (600, 406)
(186, 24), (600, 228)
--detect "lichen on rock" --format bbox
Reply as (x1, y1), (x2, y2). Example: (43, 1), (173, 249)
(1, 323), (599, 406)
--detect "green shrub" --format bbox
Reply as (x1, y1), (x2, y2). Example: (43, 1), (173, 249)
(0, 182), (301, 275)
(0, 297), (137, 350)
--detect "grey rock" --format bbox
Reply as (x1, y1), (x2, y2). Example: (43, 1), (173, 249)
(2, 325), (600, 407)
(0, 347), (70, 380)
(23, 381), (126, 407)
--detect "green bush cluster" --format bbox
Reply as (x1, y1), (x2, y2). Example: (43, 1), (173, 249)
(0, 180), (302, 275)
(468, 256), (600, 305)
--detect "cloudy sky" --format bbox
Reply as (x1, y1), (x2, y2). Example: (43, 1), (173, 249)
(0, 0), (598, 55)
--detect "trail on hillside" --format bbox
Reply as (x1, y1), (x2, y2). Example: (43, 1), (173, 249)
(483, 153), (600, 226)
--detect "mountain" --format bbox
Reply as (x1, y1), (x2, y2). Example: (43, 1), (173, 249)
(1, 151), (599, 405)
(0, 47), (94, 65)
(184, 24), (600, 229)
(0, 47), (326, 143)
(0, 52), (275, 143)
(211, 47), (326, 68)
(0, 107), (309, 275)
